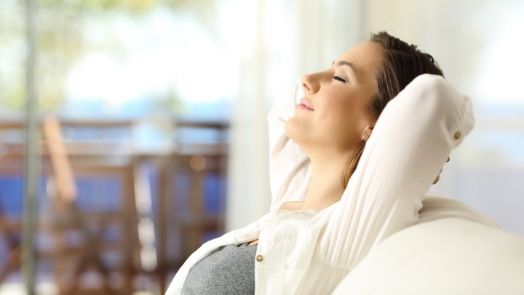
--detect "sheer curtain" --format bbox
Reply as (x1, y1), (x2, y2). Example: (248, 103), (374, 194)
(226, 0), (364, 230)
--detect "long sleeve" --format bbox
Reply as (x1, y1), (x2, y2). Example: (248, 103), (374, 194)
(319, 74), (475, 267)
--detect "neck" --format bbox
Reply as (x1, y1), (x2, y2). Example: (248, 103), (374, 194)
(300, 149), (351, 211)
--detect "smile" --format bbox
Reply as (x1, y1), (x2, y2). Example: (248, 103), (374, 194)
(297, 99), (314, 111)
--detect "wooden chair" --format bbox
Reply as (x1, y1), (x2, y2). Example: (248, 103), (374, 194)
(0, 120), (24, 285)
(176, 153), (226, 258)
(42, 117), (140, 294)
(0, 209), (21, 284)
(148, 119), (228, 293)
(171, 120), (228, 267)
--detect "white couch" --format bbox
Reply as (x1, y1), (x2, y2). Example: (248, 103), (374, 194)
(332, 216), (524, 295)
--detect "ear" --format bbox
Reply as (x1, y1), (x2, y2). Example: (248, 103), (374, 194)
(362, 126), (373, 141)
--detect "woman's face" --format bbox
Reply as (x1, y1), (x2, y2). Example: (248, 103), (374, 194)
(286, 41), (384, 154)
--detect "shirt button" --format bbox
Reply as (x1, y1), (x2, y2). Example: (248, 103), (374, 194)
(256, 255), (264, 262)
(454, 131), (462, 140)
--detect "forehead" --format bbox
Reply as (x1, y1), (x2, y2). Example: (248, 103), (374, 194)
(337, 41), (384, 82)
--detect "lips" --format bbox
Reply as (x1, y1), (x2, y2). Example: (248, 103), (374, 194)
(297, 99), (314, 111)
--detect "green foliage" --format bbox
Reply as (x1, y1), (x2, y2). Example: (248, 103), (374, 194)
(1, 84), (25, 110)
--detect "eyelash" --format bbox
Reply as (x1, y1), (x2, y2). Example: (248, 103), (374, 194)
(333, 75), (347, 83)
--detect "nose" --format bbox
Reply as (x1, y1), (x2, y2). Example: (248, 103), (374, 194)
(301, 72), (320, 94)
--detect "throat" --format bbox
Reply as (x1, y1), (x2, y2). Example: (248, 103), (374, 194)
(302, 183), (344, 211)
(301, 152), (349, 211)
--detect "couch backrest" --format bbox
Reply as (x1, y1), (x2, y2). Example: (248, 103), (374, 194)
(332, 217), (524, 295)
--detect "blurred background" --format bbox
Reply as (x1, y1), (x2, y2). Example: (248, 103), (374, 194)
(0, 0), (523, 294)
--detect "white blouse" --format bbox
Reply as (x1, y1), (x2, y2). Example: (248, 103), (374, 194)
(166, 74), (495, 295)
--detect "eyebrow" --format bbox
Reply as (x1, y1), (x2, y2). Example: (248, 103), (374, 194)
(332, 60), (358, 76)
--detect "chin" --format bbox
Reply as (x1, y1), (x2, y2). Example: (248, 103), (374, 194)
(285, 119), (311, 148)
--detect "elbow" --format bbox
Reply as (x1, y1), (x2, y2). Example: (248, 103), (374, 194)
(406, 74), (468, 124)
(408, 74), (475, 148)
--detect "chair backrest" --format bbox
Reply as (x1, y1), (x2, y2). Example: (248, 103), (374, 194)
(41, 116), (138, 293)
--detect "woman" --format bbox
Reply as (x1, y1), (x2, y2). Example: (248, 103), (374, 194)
(166, 32), (495, 295)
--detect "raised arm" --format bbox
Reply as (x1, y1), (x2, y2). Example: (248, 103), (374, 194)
(319, 74), (475, 267)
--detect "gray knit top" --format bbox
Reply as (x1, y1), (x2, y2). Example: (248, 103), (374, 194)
(181, 242), (257, 295)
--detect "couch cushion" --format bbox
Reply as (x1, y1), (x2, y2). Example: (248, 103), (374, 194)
(332, 218), (524, 295)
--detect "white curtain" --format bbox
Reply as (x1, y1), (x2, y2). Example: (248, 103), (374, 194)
(226, 0), (364, 230)
(226, 0), (271, 231)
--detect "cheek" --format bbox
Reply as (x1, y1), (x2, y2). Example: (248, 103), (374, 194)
(317, 96), (356, 127)
(315, 96), (369, 144)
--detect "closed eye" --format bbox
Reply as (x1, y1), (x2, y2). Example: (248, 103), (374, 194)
(333, 76), (347, 83)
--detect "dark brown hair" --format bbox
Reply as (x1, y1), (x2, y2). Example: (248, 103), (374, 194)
(342, 31), (444, 188)
(370, 31), (444, 118)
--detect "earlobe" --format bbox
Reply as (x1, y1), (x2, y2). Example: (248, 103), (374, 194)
(362, 126), (373, 141)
